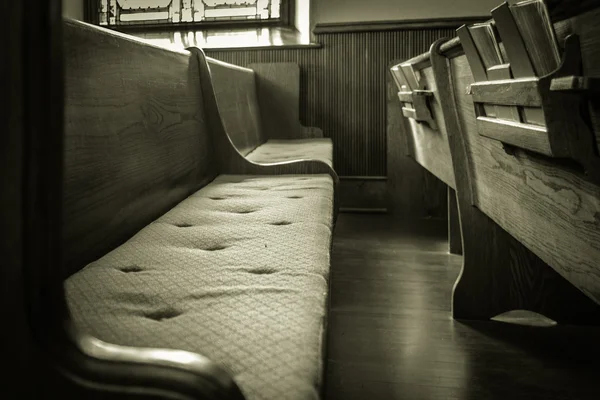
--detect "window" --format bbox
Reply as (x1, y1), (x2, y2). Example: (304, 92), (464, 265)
(94, 0), (285, 28)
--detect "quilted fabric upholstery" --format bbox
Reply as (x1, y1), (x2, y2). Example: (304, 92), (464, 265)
(246, 139), (333, 168)
(65, 174), (334, 400)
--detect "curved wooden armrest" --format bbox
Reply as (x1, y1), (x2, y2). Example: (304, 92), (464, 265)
(57, 322), (245, 400)
(230, 157), (339, 184)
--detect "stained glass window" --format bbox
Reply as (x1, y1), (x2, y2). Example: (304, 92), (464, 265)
(98, 0), (282, 26)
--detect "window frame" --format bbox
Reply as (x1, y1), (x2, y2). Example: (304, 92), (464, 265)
(84, 0), (294, 32)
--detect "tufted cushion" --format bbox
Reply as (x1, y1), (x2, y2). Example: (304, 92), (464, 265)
(65, 174), (334, 400)
(246, 139), (333, 168)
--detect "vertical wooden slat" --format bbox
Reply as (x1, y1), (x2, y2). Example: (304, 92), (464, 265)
(205, 27), (457, 176)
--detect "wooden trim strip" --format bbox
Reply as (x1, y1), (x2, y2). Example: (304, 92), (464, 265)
(456, 25), (488, 82)
(476, 116), (553, 156)
(402, 107), (418, 120)
(470, 77), (542, 107)
(398, 91), (413, 103)
(313, 16), (490, 34)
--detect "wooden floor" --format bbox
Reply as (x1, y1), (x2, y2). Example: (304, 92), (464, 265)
(325, 214), (600, 400)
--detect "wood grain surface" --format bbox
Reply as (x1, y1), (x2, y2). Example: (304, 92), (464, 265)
(63, 20), (217, 277)
(452, 53), (600, 305)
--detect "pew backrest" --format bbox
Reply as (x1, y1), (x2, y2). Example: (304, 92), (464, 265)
(63, 20), (218, 277)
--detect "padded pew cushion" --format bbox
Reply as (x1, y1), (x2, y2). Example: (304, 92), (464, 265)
(65, 174), (334, 400)
(246, 139), (333, 168)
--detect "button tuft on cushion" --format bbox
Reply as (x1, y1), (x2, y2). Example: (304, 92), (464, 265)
(174, 223), (193, 228)
(248, 268), (275, 275)
(269, 221), (292, 226)
(204, 245), (228, 251)
(233, 210), (257, 214)
(287, 196), (303, 199)
(209, 197), (226, 200)
(119, 265), (143, 273)
(144, 307), (182, 321)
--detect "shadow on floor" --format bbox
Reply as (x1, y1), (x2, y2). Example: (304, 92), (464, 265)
(325, 213), (600, 400)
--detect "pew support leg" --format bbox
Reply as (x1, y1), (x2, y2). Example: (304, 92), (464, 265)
(452, 203), (600, 326)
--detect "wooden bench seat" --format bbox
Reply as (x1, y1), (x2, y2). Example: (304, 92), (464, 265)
(422, 1), (600, 324)
(62, 19), (337, 399)
(206, 57), (335, 169)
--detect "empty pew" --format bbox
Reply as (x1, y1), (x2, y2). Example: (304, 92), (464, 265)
(390, 45), (463, 255)
(61, 19), (337, 399)
(429, 1), (600, 324)
(206, 57), (334, 170)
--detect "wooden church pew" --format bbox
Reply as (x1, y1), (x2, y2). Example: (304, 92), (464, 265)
(59, 18), (338, 399)
(206, 57), (335, 171)
(390, 43), (463, 255)
(429, 1), (600, 324)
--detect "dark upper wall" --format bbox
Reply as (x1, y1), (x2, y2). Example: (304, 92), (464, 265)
(312, 0), (500, 24)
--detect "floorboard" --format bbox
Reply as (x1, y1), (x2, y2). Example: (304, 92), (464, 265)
(325, 214), (600, 400)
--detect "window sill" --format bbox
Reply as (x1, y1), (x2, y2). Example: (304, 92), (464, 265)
(132, 27), (321, 51)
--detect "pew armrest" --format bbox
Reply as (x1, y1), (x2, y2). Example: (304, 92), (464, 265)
(58, 323), (245, 399)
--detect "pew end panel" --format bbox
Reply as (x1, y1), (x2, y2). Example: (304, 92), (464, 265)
(390, 41), (457, 190)
(432, 27), (600, 325)
(390, 41), (461, 253)
(386, 60), (450, 219)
